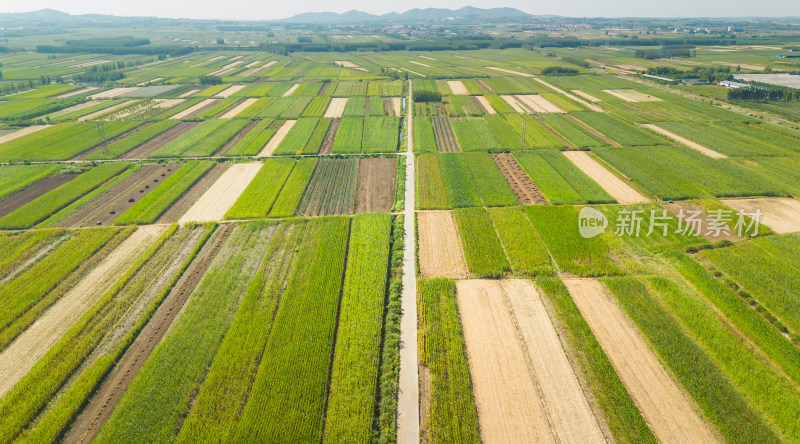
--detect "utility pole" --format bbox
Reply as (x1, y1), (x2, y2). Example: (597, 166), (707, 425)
(97, 121), (108, 157)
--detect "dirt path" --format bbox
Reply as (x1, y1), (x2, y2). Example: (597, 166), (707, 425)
(455, 280), (556, 444)
(319, 119), (340, 155)
(64, 224), (232, 444)
(155, 163), (229, 224)
(214, 120), (259, 157)
(0, 226), (166, 398)
(563, 278), (720, 444)
(170, 98), (219, 120)
(180, 162), (262, 222)
(492, 153), (548, 204)
(355, 157), (396, 213)
(258, 120), (296, 156)
(219, 98), (258, 119)
(121, 122), (199, 159)
(720, 197), (800, 234)
(0, 174), (78, 218)
(562, 151), (648, 204)
(417, 211), (468, 278)
(397, 79), (419, 444)
(641, 124), (727, 159)
(564, 115), (620, 147)
(502, 279), (605, 443)
(323, 97), (348, 118)
(0, 125), (51, 144)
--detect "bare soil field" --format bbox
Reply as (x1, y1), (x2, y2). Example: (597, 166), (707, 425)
(0, 226), (166, 397)
(78, 101), (135, 122)
(214, 84), (245, 98)
(562, 151), (648, 204)
(641, 124), (726, 159)
(472, 96), (496, 114)
(502, 279), (606, 443)
(486, 66), (534, 77)
(297, 158), (358, 216)
(242, 60), (277, 77)
(282, 84), (300, 97)
(455, 280), (556, 444)
(215, 120), (260, 157)
(258, 120), (296, 156)
(60, 164), (180, 227)
(0, 125), (51, 144)
(53, 87), (99, 99)
(355, 157), (396, 213)
(169, 98), (220, 120)
(180, 162), (262, 222)
(219, 98), (258, 119)
(319, 119), (340, 155)
(324, 97), (349, 118)
(431, 116), (460, 152)
(393, 97), (402, 116)
(207, 61), (243, 77)
(663, 202), (740, 242)
(720, 197), (800, 234)
(564, 115), (621, 147)
(318, 82), (330, 96)
(417, 211), (468, 278)
(531, 78), (605, 112)
(563, 278), (720, 444)
(602, 89), (663, 103)
(500, 95), (527, 113)
(122, 121), (199, 159)
(64, 224), (232, 444)
(0, 174), (78, 218)
(178, 89), (200, 98)
(492, 153), (548, 205)
(88, 88), (139, 100)
(515, 95), (564, 113)
(156, 163), (229, 224)
(446, 80), (469, 95)
(573, 90), (602, 102)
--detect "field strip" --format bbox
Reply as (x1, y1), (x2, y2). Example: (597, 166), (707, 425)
(0, 226), (166, 397)
(179, 162), (263, 222)
(65, 224), (232, 444)
(417, 211), (468, 278)
(500, 95), (527, 113)
(502, 279), (605, 443)
(398, 67), (426, 77)
(602, 89), (663, 102)
(529, 95), (564, 113)
(282, 84), (300, 97)
(562, 151), (649, 204)
(641, 124), (727, 158)
(573, 90), (601, 102)
(242, 60), (277, 76)
(456, 280), (557, 443)
(0, 174), (77, 218)
(70, 59), (112, 68)
(178, 89), (200, 98)
(214, 84), (246, 98)
(0, 125), (51, 144)
(419, 55), (437, 61)
(207, 60), (244, 76)
(564, 114), (620, 147)
(398, 80), (419, 444)
(392, 97), (402, 116)
(258, 120), (296, 156)
(563, 278), (720, 444)
(53, 86), (99, 99)
(474, 96), (496, 114)
(453, 53), (474, 60)
(189, 55), (225, 68)
(243, 60), (261, 68)
(531, 78), (605, 112)
(170, 98), (219, 119)
(77, 101), (134, 121)
(720, 197), (800, 234)
(136, 77), (163, 86)
(486, 66), (534, 77)
(89, 87), (140, 100)
(219, 98), (258, 119)
(409, 60), (430, 68)
(516, 95), (547, 113)
(447, 80), (469, 95)
(324, 98), (349, 118)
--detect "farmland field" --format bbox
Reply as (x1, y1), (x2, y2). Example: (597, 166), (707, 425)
(4, 15), (800, 444)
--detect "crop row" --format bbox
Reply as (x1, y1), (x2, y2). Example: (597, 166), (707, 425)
(0, 121), (139, 162)
(150, 119), (248, 158)
(225, 158), (296, 219)
(0, 164), (61, 201)
(513, 151), (614, 204)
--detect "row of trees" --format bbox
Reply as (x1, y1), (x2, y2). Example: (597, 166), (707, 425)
(728, 83), (800, 102)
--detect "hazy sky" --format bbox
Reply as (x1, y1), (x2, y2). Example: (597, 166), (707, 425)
(2, 0), (798, 20)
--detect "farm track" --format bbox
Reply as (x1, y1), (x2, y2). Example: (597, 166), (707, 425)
(563, 278), (720, 444)
(492, 153), (548, 205)
(529, 115), (574, 148)
(64, 224), (233, 444)
(0, 226), (166, 398)
(355, 157), (396, 213)
(319, 119), (340, 155)
(431, 116), (460, 152)
(0, 174), (78, 218)
(155, 163), (229, 224)
(121, 121), (199, 160)
(214, 119), (260, 157)
(564, 114), (620, 147)
(60, 164), (181, 227)
(417, 211), (468, 279)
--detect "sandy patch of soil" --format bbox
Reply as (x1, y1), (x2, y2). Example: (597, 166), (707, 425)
(258, 120), (296, 156)
(720, 197), (800, 234)
(324, 98), (349, 118)
(562, 151), (648, 204)
(179, 162), (262, 222)
(417, 211), (468, 279)
(447, 80), (469, 95)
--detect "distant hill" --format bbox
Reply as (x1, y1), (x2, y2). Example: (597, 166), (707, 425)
(282, 6), (532, 23)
